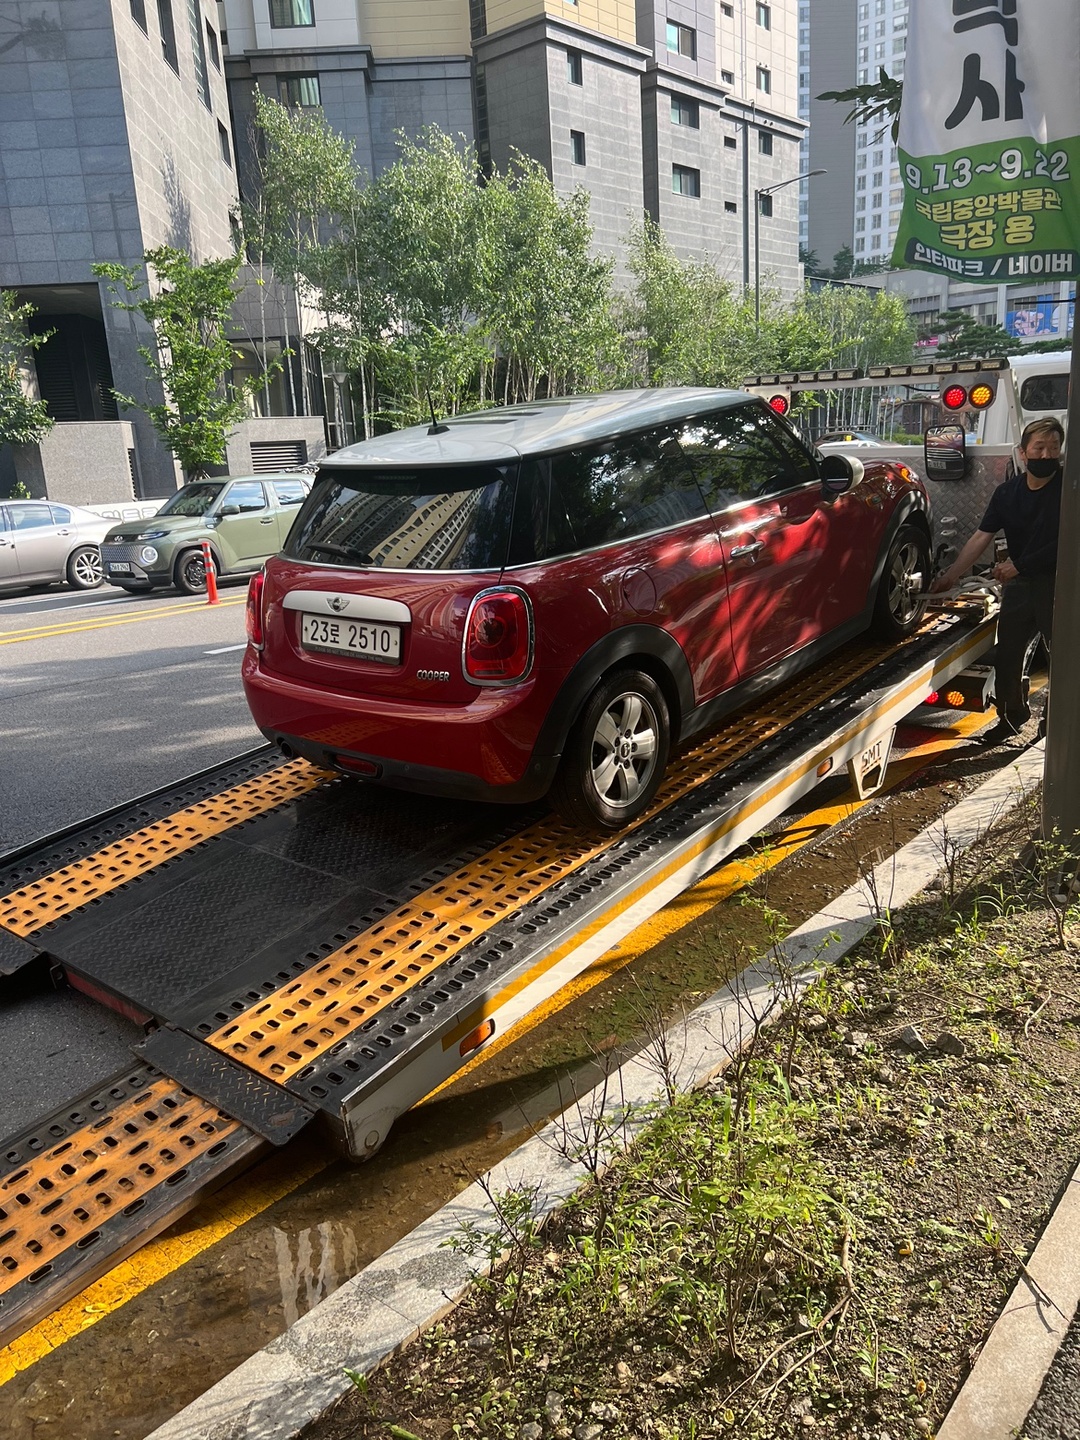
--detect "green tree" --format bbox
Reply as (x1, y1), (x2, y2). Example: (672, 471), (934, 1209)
(831, 245), (855, 280)
(932, 309), (1020, 360)
(93, 247), (278, 479)
(818, 67), (903, 142)
(0, 290), (53, 451)
(799, 244), (820, 273)
(241, 91), (361, 415)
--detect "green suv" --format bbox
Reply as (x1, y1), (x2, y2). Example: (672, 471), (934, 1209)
(100, 473), (311, 595)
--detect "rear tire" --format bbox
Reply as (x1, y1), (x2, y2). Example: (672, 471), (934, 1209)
(870, 524), (930, 642)
(174, 547), (215, 595)
(66, 546), (104, 590)
(551, 668), (671, 832)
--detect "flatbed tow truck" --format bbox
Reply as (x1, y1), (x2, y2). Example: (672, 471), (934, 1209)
(0, 598), (999, 1353)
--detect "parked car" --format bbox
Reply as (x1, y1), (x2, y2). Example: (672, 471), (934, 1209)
(817, 431), (886, 447)
(242, 390), (932, 830)
(100, 473), (312, 595)
(0, 500), (111, 592)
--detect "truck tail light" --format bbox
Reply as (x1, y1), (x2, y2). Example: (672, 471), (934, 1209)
(942, 384), (968, 410)
(246, 571), (265, 649)
(463, 588), (533, 684)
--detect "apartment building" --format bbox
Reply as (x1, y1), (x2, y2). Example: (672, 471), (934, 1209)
(220, 0), (805, 288)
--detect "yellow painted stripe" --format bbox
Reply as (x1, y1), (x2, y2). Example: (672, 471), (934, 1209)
(0, 597), (245, 645)
(428, 704), (997, 1090)
(0, 1146), (327, 1386)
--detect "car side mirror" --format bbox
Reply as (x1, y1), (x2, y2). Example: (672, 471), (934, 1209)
(218, 502), (240, 516)
(819, 452), (865, 498)
(924, 424), (968, 482)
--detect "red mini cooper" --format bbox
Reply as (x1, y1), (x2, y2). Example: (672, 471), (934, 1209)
(242, 389), (930, 829)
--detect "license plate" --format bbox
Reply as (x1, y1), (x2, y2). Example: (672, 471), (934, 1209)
(108, 562), (132, 573)
(301, 612), (401, 663)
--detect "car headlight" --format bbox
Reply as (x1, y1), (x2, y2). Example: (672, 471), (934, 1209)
(139, 546), (159, 565)
(137, 530), (168, 540)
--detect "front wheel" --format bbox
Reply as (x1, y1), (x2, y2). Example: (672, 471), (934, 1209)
(66, 546), (104, 590)
(870, 524), (930, 642)
(551, 668), (671, 831)
(174, 547), (216, 596)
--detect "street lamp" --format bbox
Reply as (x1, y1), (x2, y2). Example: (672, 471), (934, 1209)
(754, 169), (827, 331)
(327, 368), (348, 450)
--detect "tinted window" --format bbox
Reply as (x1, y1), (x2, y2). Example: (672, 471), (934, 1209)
(1020, 373), (1069, 412)
(271, 479), (307, 506)
(50, 505), (72, 524)
(676, 405), (815, 510)
(8, 503), (54, 531)
(227, 481), (267, 512)
(285, 465), (517, 571)
(159, 483), (224, 517)
(545, 428), (707, 557)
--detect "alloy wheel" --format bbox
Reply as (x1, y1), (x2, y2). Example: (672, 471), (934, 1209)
(73, 549), (103, 587)
(589, 691), (660, 812)
(887, 540), (924, 627)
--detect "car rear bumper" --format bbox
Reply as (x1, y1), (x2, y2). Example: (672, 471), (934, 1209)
(242, 651), (558, 804)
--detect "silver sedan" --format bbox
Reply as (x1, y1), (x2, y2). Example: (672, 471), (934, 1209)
(0, 500), (113, 592)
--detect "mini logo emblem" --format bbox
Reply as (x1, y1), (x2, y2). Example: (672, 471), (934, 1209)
(327, 596), (348, 613)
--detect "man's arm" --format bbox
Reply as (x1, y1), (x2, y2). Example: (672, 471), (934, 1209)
(930, 529), (995, 593)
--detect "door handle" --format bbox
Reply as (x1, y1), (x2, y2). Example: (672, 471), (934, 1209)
(730, 540), (765, 559)
(57, 528), (73, 536)
(259, 517), (274, 524)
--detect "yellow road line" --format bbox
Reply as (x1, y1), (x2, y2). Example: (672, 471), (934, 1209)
(0, 1144), (326, 1386)
(0, 704), (998, 1384)
(0, 597), (245, 645)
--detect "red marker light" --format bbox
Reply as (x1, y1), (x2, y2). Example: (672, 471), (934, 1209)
(768, 394), (790, 416)
(942, 385), (968, 410)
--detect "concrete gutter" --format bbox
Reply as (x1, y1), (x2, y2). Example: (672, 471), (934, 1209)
(148, 744), (1047, 1440)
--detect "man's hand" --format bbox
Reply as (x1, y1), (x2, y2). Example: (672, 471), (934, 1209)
(930, 571), (955, 594)
(992, 559), (1019, 583)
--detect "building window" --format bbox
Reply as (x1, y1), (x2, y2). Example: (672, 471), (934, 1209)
(759, 130), (773, 155)
(187, 0), (211, 106)
(758, 193), (774, 217)
(218, 121), (232, 166)
(666, 21), (696, 59)
(725, 200), (737, 213)
(570, 130), (586, 166)
(567, 49), (582, 84)
(671, 94), (699, 128)
(855, 217), (866, 232)
(269, 0), (314, 27)
(672, 164), (700, 197)
(721, 68), (734, 85)
(721, 2), (733, 14)
(756, 2), (771, 28)
(756, 66), (771, 94)
(156, 0), (179, 70)
(131, 0), (148, 32)
(724, 135), (737, 149)
(855, 238), (866, 252)
(206, 20), (220, 68)
(278, 73), (321, 106)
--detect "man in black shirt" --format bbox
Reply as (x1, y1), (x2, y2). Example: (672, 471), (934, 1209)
(931, 416), (1064, 745)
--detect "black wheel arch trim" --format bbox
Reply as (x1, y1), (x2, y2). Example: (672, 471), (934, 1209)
(869, 494), (932, 595)
(532, 625), (694, 763)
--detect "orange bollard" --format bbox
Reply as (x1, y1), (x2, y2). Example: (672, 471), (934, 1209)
(200, 540), (219, 605)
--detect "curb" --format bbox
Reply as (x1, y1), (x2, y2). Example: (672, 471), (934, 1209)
(147, 744), (1046, 1440)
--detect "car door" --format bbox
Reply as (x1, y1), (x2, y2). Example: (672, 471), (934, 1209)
(213, 480), (276, 570)
(674, 404), (827, 678)
(4, 502), (69, 583)
(0, 507), (19, 586)
(269, 477), (309, 550)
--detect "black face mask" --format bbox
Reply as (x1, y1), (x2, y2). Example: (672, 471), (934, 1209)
(1026, 457), (1061, 480)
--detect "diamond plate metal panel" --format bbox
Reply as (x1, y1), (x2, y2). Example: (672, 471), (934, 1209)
(0, 925), (38, 979)
(135, 1027), (315, 1145)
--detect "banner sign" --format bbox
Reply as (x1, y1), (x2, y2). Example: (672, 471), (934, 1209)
(1005, 297), (1075, 339)
(893, 0), (1080, 283)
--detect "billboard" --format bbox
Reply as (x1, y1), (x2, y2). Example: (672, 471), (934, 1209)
(1004, 298), (1075, 338)
(893, 1), (1080, 284)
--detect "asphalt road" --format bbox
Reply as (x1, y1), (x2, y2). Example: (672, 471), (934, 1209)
(0, 579), (263, 853)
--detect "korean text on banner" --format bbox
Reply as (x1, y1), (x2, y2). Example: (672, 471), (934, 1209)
(892, 0), (1080, 284)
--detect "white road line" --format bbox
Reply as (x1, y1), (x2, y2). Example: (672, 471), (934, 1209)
(204, 643), (248, 654)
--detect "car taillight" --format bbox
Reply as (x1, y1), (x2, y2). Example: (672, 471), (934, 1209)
(246, 571), (265, 649)
(463, 589), (533, 684)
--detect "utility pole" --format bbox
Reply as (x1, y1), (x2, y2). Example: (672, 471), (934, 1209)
(1041, 332), (1080, 845)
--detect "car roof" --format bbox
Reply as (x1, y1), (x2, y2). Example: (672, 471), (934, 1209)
(318, 388), (753, 470)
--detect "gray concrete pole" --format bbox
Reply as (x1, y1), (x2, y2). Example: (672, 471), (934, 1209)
(1042, 334), (1080, 844)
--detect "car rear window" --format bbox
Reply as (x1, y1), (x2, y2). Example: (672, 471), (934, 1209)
(284, 465), (518, 571)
